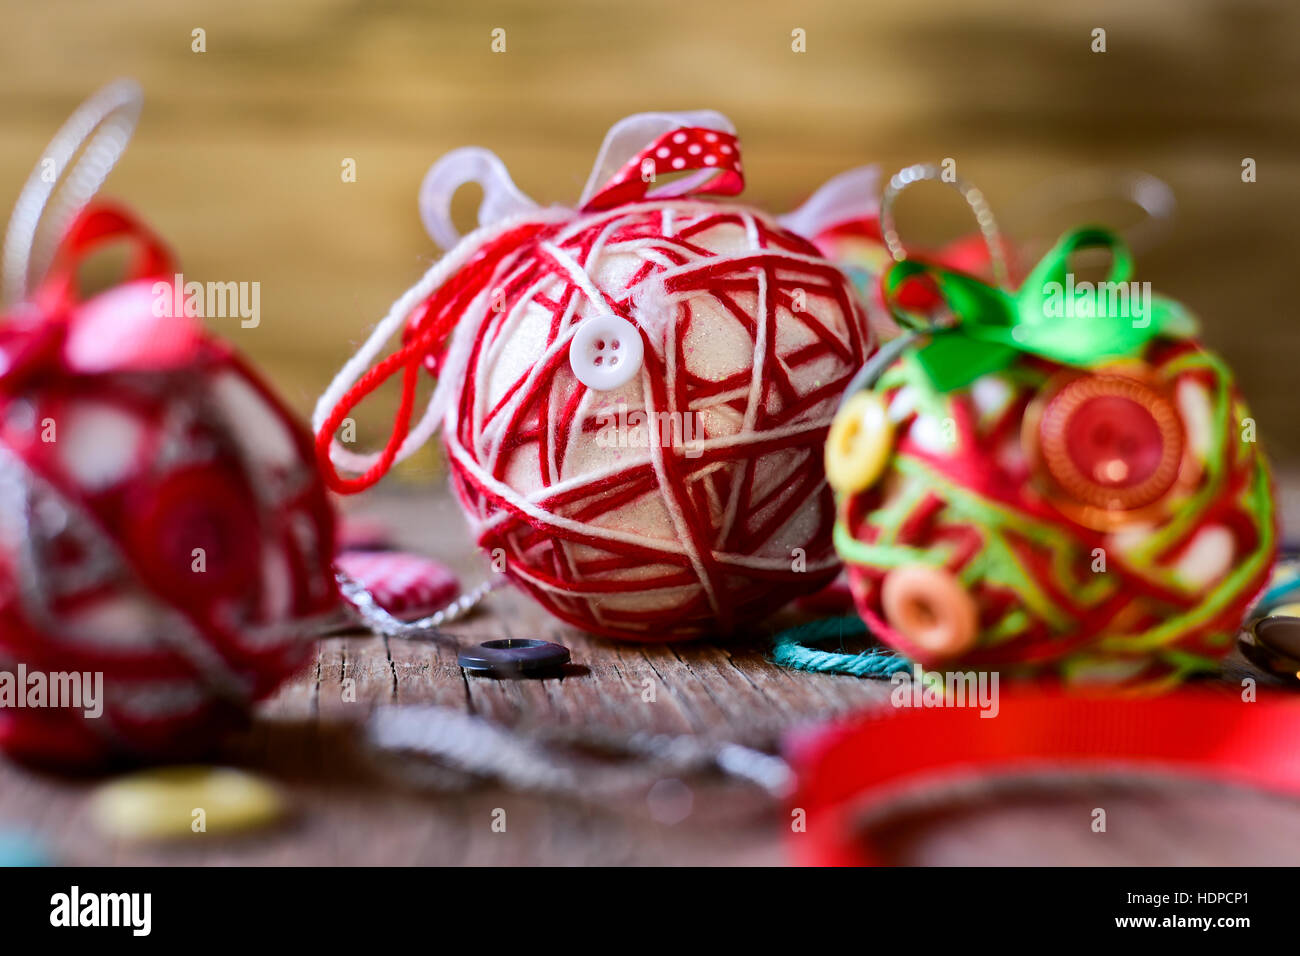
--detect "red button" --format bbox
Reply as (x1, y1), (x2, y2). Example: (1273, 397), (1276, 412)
(127, 465), (261, 606)
(1029, 371), (1184, 519)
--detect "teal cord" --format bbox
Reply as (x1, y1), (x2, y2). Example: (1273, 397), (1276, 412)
(1254, 557), (1300, 614)
(771, 615), (911, 678)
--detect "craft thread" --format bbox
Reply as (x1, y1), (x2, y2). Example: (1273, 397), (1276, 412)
(771, 615), (911, 677)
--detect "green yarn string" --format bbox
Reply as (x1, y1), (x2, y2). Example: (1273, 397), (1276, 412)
(771, 615), (912, 678)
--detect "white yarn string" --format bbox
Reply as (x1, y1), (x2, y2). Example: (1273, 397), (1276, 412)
(2, 79), (144, 307)
(367, 704), (795, 802)
(311, 207), (572, 475)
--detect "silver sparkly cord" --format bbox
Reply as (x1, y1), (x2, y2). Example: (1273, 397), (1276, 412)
(336, 568), (499, 639)
(834, 331), (918, 413)
(368, 705), (795, 803)
(880, 162), (1009, 289)
(2, 79), (144, 306)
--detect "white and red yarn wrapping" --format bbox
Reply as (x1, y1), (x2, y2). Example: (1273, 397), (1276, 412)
(0, 204), (337, 765)
(317, 114), (875, 641)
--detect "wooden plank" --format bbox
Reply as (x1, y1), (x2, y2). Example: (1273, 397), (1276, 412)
(0, 481), (1297, 865)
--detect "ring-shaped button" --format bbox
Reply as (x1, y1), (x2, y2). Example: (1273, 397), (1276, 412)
(881, 564), (979, 659)
(826, 391), (893, 495)
(1026, 371), (1184, 522)
(569, 314), (643, 391)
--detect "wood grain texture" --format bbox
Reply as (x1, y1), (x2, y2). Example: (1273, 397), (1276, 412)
(1, 486), (1298, 866)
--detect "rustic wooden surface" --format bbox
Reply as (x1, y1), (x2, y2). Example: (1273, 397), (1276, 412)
(2, 485), (1300, 867)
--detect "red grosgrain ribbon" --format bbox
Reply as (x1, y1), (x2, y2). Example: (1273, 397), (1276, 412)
(787, 688), (1300, 865)
(1, 201), (199, 387)
(316, 124), (745, 495)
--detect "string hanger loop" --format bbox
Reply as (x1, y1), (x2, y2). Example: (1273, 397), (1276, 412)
(3, 79), (144, 307)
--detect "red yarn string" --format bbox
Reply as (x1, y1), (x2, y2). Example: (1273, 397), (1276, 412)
(314, 222), (551, 493)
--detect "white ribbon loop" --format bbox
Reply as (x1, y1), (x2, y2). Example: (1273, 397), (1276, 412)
(778, 165), (880, 240)
(2, 79), (144, 307)
(418, 146), (539, 252)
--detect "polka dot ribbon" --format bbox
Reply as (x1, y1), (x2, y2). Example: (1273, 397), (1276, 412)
(581, 126), (744, 212)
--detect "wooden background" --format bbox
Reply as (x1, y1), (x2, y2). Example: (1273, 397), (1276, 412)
(1, 0), (1298, 462)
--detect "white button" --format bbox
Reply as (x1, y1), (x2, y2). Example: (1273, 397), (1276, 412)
(568, 314), (643, 391)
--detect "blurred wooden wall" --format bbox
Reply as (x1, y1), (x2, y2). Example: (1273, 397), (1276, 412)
(1, 0), (1298, 464)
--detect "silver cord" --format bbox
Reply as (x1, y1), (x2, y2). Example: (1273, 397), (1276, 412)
(1001, 167), (1176, 256)
(835, 331), (918, 412)
(2, 79), (144, 306)
(336, 567), (500, 640)
(880, 162), (1009, 289)
(368, 705), (795, 804)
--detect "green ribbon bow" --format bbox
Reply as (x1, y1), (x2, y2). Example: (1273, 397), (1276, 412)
(883, 226), (1197, 393)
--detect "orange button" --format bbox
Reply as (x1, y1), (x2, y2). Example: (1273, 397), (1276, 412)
(881, 564), (978, 659)
(1023, 369), (1189, 530)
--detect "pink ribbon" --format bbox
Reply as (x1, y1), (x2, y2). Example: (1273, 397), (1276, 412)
(1, 202), (201, 387)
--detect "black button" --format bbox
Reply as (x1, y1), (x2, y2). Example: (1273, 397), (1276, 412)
(458, 639), (570, 678)
(1240, 616), (1300, 679)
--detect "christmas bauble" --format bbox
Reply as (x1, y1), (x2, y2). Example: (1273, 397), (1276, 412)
(828, 226), (1275, 687)
(317, 113), (874, 640)
(0, 204), (337, 765)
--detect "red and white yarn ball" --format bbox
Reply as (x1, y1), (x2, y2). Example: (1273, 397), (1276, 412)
(0, 207), (337, 766)
(441, 201), (873, 640)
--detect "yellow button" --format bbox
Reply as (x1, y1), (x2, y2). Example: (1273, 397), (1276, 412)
(90, 766), (287, 840)
(826, 391), (893, 495)
(881, 564), (979, 659)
